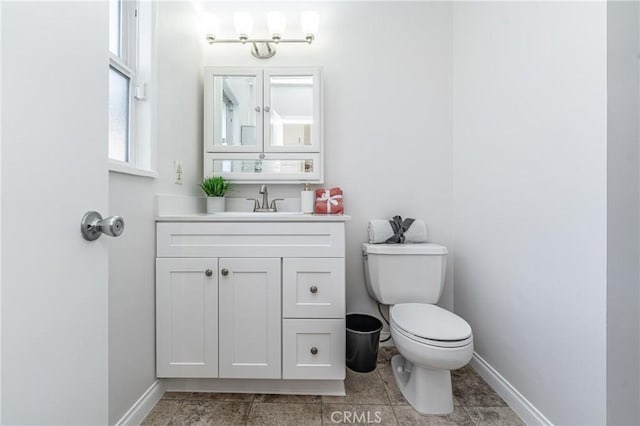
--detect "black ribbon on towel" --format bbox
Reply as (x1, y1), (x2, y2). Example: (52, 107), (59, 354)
(385, 215), (415, 244)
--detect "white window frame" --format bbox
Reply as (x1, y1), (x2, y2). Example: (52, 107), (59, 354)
(108, 0), (157, 178)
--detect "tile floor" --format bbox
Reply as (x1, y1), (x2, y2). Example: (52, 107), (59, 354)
(142, 347), (524, 425)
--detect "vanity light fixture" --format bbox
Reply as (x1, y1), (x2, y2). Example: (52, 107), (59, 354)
(202, 11), (319, 59)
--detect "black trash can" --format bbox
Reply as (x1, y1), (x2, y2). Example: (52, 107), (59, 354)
(346, 313), (383, 373)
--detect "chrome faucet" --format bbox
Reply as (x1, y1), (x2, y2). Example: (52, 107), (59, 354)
(259, 185), (269, 210)
(247, 185), (284, 212)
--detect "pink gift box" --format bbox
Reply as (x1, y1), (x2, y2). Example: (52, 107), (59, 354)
(314, 187), (344, 215)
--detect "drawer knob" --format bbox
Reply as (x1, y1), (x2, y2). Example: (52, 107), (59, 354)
(310, 285), (318, 294)
(310, 347), (318, 355)
(205, 269), (213, 277)
(221, 268), (229, 276)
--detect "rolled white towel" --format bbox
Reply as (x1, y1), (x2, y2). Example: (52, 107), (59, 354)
(367, 219), (428, 244)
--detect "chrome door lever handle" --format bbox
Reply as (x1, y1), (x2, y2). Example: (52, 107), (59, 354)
(81, 211), (125, 241)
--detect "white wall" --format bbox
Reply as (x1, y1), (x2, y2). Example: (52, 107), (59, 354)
(156, 1), (204, 197)
(452, 2), (608, 425)
(107, 2), (203, 423)
(108, 174), (157, 424)
(199, 1), (454, 326)
(606, 2), (640, 424)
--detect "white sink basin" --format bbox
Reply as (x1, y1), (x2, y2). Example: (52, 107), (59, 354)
(209, 211), (306, 217)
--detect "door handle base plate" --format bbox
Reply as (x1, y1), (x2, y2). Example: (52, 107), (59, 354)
(81, 211), (103, 241)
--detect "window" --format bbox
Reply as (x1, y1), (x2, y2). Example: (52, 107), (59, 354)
(108, 0), (156, 176)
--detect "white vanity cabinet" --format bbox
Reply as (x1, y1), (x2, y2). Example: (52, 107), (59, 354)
(156, 216), (349, 393)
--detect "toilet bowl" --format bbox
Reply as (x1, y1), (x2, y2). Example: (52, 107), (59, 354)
(389, 303), (473, 414)
(362, 242), (473, 415)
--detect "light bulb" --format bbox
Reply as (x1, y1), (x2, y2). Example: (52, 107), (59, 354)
(267, 11), (286, 41)
(201, 13), (220, 42)
(234, 12), (253, 41)
(300, 10), (319, 42)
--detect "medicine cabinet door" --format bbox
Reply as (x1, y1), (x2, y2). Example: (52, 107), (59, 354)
(263, 68), (321, 153)
(205, 67), (263, 153)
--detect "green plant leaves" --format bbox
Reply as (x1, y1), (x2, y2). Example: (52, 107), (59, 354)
(200, 176), (231, 197)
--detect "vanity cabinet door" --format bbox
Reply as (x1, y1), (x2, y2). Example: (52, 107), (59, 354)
(219, 258), (282, 379)
(156, 258), (219, 378)
(263, 68), (321, 153)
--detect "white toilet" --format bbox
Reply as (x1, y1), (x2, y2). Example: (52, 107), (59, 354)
(362, 243), (473, 415)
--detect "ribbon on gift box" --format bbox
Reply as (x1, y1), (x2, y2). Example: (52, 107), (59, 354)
(315, 187), (344, 214)
(385, 215), (416, 244)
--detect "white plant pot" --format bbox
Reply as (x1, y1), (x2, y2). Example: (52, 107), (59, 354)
(207, 196), (226, 214)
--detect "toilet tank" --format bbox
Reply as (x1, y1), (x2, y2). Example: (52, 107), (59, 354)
(362, 243), (448, 304)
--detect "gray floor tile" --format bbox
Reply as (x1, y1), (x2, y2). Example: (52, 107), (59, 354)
(203, 392), (255, 402)
(377, 346), (400, 364)
(322, 369), (390, 405)
(393, 406), (473, 426)
(169, 400), (250, 426)
(464, 407), (525, 426)
(248, 402), (322, 426)
(145, 355), (523, 426)
(452, 367), (507, 407)
(323, 404), (397, 425)
(141, 399), (182, 426)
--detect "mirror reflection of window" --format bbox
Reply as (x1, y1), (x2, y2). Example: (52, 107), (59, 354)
(213, 76), (257, 146)
(270, 76), (313, 147)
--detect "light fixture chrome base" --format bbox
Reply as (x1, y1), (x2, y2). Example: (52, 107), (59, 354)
(251, 42), (276, 59)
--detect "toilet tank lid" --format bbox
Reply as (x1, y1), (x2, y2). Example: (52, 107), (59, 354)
(362, 243), (448, 255)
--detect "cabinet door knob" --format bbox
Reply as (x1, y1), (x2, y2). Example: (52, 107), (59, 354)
(221, 268), (229, 276)
(205, 269), (213, 277)
(264, 106), (271, 112)
(310, 285), (318, 294)
(255, 106), (261, 112)
(310, 347), (318, 355)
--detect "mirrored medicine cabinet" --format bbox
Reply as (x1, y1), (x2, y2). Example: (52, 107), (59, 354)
(204, 67), (323, 183)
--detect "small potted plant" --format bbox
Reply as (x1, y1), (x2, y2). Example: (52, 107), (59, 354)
(201, 175), (231, 214)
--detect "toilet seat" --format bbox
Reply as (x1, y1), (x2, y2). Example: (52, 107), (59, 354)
(390, 303), (472, 348)
(391, 322), (473, 348)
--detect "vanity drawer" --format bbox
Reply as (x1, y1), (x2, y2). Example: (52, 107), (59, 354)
(157, 222), (345, 258)
(282, 319), (345, 380)
(283, 258), (345, 318)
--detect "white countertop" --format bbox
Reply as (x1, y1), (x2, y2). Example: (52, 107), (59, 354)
(156, 213), (351, 222)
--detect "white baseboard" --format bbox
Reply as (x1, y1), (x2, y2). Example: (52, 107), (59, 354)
(470, 353), (552, 426)
(115, 380), (167, 426)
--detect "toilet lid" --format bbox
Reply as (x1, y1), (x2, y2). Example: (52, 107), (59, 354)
(390, 303), (472, 341)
